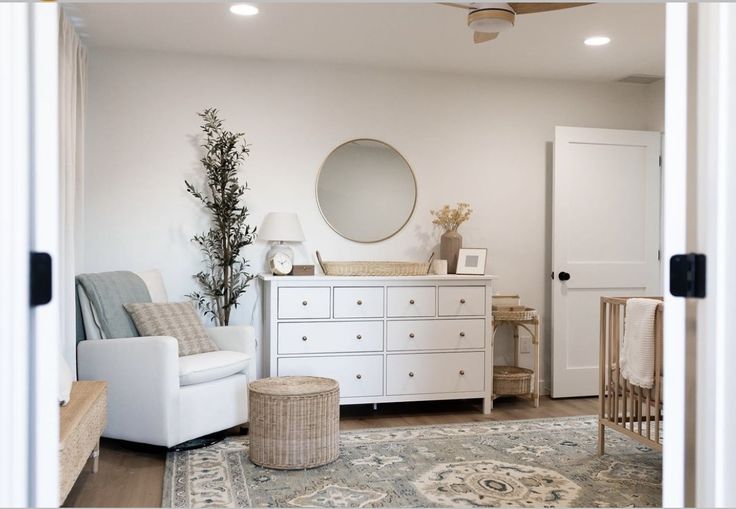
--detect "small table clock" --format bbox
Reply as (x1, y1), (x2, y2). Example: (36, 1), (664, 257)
(268, 250), (293, 276)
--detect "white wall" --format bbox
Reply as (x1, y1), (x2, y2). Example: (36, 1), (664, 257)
(84, 48), (663, 388)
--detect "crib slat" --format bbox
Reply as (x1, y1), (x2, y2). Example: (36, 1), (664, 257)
(646, 386), (651, 440)
(613, 303), (620, 425)
(599, 299), (606, 419)
(654, 305), (662, 444)
(636, 387), (642, 435)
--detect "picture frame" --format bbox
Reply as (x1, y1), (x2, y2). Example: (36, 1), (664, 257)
(456, 248), (487, 275)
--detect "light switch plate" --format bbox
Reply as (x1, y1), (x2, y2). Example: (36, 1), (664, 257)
(519, 337), (531, 354)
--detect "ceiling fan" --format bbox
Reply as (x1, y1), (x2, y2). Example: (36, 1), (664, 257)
(439, 2), (592, 44)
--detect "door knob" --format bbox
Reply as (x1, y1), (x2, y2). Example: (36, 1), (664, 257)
(558, 271), (571, 281)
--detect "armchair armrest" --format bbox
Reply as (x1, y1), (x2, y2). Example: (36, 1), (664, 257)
(206, 325), (257, 379)
(77, 336), (180, 446)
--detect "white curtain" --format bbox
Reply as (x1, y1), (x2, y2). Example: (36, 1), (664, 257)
(59, 11), (87, 372)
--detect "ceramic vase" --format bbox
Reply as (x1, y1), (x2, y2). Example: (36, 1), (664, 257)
(440, 230), (462, 274)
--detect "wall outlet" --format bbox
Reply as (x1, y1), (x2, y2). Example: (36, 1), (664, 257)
(519, 337), (532, 354)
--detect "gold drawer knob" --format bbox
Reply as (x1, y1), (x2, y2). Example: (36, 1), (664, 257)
(459, 331), (466, 337)
(459, 370), (465, 375)
(409, 372), (415, 377)
(460, 298), (466, 304)
(409, 333), (415, 339)
(357, 300), (363, 305)
(356, 334), (362, 340)
(356, 374), (362, 380)
(302, 336), (308, 341)
(302, 300), (308, 306)
(409, 299), (415, 304)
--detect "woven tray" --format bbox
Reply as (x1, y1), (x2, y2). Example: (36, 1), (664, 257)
(492, 306), (538, 321)
(316, 251), (430, 276)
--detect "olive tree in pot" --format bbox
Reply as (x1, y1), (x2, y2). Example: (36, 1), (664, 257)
(185, 108), (256, 326)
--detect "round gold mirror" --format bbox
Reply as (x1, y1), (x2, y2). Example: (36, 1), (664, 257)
(316, 139), (417, 243)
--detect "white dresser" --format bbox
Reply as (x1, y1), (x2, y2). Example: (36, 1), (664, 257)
(260, 274), (496, 413)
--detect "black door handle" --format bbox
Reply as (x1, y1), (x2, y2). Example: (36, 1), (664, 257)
(30, 252), (52, 306)
(558, 271), (571, 281)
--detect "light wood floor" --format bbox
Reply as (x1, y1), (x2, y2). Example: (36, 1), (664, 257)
(64, 396), (597, 508)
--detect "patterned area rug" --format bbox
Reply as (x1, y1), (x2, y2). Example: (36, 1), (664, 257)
(162, 416), (661, 507)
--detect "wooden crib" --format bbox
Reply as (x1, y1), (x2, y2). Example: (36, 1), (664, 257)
(598, 296), (663, 455)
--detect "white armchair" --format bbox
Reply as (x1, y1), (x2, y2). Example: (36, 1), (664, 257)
(76, 270), (256, 448)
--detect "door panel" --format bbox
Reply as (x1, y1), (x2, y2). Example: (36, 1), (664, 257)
(552, 126), (661, 398)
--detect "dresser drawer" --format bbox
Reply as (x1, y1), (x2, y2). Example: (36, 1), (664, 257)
(278, 355), (384, 398)
(386, 319), (485, 351)
(278, 287), (331, 319)
(438, 286), (486, 316)
(278, 321), (383, 354)
(387, 287), (436, 317)
(333, 287), (384, 318)
(386, 352), (485, 395)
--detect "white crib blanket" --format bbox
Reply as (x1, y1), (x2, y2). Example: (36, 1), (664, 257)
(620, 298), (659, 389)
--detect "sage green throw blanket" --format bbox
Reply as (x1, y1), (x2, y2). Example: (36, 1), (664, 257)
(76, 271), (152, 339)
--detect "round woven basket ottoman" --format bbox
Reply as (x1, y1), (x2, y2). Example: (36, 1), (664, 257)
(248, 376), (340, 469)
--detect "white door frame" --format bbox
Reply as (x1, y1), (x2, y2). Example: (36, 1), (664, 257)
(0, 3), (60, 507)
(0, 4), (32, 506)
(692, 3), (736, 506)
(661, 4), (689, 506)
(29, 3), (61, 507)
(663, 3), (736, 506)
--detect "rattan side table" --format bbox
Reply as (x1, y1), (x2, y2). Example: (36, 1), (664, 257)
(491, 296), (540, 407)
(248, 376), (339, 469)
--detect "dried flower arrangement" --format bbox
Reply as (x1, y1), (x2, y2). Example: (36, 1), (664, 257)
(430, 202), (473, 232)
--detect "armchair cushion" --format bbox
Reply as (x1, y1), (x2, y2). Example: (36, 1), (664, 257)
(124, 301), (218, 356)
(179, 350), (251, 386)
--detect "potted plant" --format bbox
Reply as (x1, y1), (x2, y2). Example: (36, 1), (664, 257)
(431, 202), (473, 274)
(185, 108), (256, 326)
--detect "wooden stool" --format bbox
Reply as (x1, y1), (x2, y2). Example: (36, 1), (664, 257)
(248, 376), (339, 469)
(492, 298), (540, 407)
(59, 381), (107, 504)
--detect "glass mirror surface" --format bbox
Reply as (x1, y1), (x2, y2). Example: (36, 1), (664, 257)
(316, 139), (417, 243)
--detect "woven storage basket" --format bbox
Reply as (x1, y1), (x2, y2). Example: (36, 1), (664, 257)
(493, 366), (533, 396)
(316, 251), (429, 276)
(492, 306), (538, 321)
(248, 376), (339, 469)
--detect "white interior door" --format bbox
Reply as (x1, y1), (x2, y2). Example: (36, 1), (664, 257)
(552, 126), (662, 398)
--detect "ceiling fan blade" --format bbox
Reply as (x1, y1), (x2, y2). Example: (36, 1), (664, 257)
(437, 2), (476, 10)
(474, 31), (499, 44)
(508, 3), (592, 15)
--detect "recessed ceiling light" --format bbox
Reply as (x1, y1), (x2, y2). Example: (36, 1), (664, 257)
(230, 3), (259, 16)
(584, 36), (611, 46)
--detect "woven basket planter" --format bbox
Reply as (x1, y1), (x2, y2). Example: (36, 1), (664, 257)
(248, 376), (340, 470)
(493, 366), (533, 396)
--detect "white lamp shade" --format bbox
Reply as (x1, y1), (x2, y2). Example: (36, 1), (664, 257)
(259, 212), (305, 242)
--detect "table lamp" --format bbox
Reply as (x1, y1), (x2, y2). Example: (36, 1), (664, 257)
(260, 212), (305, 275)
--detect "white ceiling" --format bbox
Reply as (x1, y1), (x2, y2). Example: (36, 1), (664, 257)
(68, 2), (665, 82)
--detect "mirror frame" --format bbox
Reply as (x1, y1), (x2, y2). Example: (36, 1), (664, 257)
(315, 138), (418, 243)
